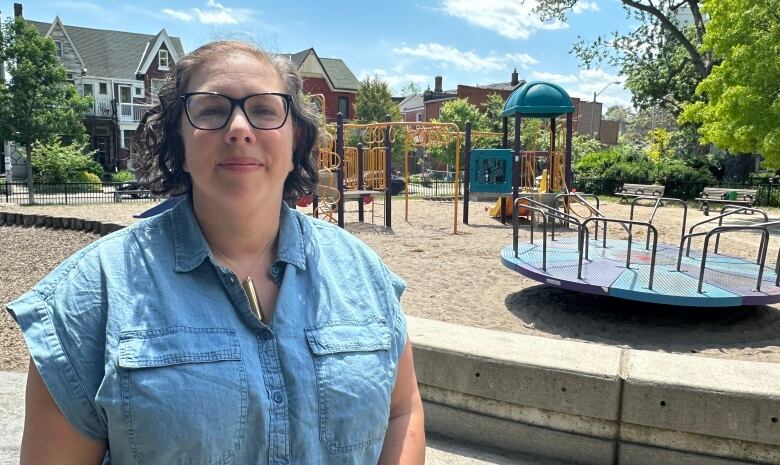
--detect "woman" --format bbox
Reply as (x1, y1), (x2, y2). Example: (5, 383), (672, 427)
(8, 41), (425, 464)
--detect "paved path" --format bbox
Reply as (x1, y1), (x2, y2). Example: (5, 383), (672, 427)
(0, 371), (568, 465)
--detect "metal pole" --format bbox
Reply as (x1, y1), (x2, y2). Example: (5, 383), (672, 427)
(463, 121), (472, 225)
(513, 114), (522, 205)
(549, 118), (556, 193)
(384, 115), (392, 228)
(565, 113), (574, 191)
(502, 117), (508, 149)
(357, 143), (364, 223)
(336, 113), (345, 228)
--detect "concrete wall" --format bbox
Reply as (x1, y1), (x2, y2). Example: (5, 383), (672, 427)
(409, 317), (780, 465)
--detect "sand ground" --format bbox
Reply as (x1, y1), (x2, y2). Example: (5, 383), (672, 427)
(2, 196), (780, 371)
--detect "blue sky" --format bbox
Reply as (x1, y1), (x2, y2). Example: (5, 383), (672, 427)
(9, 0), (634, 109)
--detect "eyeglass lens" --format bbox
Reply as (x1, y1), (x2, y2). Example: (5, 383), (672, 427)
(187, 94), (288, 129)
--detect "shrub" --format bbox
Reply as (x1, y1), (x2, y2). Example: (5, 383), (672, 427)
(70, 171), (103, 192)
(31, 139), (101, 184)
(112, 170), (136, 182)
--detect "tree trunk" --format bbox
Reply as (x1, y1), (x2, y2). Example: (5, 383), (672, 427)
(25, 141), (34, 205)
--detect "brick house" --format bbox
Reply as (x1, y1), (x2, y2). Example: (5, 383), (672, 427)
(284, 48), (360, 122)
(23, 5), (184, 172)
(403, 71), (617, 144)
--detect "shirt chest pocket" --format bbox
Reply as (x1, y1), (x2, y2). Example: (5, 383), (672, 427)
(117, 327), (248, 465)
(305, 318), (394, 453)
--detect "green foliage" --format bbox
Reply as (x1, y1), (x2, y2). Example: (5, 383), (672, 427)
(571, 135), (603, 165)
(0, 17), (91, 152)
(31, 139), (100, 184)
(573, 142), (716, 197)
(646, 128), (673, 165)
(399, 81), (421, 97)
(534, 0), (711, 114)
(112, 170), (136, 182)
(438, 98), (487, 131)
(71, 171), (102, 192)
(680, 0), (780, 167)
(355, 76), (401, 124)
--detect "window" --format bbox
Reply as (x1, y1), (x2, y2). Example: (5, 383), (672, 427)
(135, 87), (143, 96)
(66, 73), (75, 85)
(151, 78), (165, 104)
(338, 97), (349, 119)
(54, 40), (63, 58)
(83, 83), (93, 96)
(119, 86), (132, 104)
(99, 82), (108, 94)
(416, 113), (422, 122)
(122, 130), (135, 150)
(158, 49), (169, 69)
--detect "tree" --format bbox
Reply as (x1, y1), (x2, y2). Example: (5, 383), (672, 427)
(399, 81), (421, 97)
(353, 76), (407, 165)
(355, 76), (401, 123)
(680, 0), (780, 167)
(534, 0), (712, 114)
(0, 16), (90, 203)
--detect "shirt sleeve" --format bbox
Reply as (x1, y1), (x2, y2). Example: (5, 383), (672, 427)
(381, 263), (408, 367)
(6, 248), (109, 441)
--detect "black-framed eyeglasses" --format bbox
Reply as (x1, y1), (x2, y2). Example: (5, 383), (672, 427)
(181, 92), (292, 130)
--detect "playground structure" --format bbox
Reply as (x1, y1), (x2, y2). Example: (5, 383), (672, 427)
(502, 193), (780, 306)
(313, 113), (463, 230)
(462, 81), (575, 225)
(480, 82), (780, 306)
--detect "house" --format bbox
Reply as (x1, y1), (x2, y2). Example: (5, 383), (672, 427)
(406, 70), (617, 145)
(283, 48), (360, 122)
(20, 3), (184, 172)
(406, 71), (524, 122)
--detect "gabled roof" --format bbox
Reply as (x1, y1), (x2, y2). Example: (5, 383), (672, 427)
(287, 49), (310, 68)
(319, 58), (360, 91)
(44, 16), (86, 71)
(399, 94), (424, 112)
(282, 49), (360, 92)
(135, 29), (181, 75)
(28, 19), (185, 80)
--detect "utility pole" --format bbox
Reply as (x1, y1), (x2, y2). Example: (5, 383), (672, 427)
(592, 81), (620, 141)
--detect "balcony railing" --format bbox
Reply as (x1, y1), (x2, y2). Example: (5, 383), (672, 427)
(118, 102), (155, 123)
(86, 98), (114, 118)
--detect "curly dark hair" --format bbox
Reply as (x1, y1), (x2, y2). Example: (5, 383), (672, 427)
(133, 41), (319, 200)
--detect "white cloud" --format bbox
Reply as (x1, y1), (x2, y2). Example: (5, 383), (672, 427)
(505, 53), (539, 69)
(530, 71), (578, 83)
(162, 9), (193, 21)
(393, 43), (537, 72)
(572, 1), (600, 14)
(161, 1), (253, 25)
(440, 0), (567, 40)
(564, 68), (630, 108)
(360, 69), (431, 91)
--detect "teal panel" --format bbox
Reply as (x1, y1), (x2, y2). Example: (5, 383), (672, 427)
(501, 81), (575, 118)
(609, 265), (742, 307)
(470, 149), (513, 193)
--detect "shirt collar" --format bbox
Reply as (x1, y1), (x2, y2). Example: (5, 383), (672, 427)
(171, 197), (307, 273)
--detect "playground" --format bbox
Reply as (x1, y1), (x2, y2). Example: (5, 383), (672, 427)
(2, 196), (780, 374)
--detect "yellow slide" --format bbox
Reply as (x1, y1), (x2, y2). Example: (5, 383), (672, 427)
(488, 195), (528, 218)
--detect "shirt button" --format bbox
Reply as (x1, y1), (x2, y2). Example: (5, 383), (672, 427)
(273, 391), (285, 404)
(271, 264), (281, 274)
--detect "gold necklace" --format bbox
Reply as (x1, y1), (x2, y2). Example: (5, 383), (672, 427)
(210, 233), (277, 323)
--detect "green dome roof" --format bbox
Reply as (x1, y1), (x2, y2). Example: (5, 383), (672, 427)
(501, 81), (574, 118)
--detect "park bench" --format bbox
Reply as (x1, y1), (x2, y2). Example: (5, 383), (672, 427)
(695, 187), (757, 215)
(614, 183), (665, 204)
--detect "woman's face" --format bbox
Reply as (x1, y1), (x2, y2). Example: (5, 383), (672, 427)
(180, 53), (294, 207)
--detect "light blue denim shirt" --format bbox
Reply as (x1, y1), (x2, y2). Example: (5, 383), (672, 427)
(7, 197), (408, 465)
